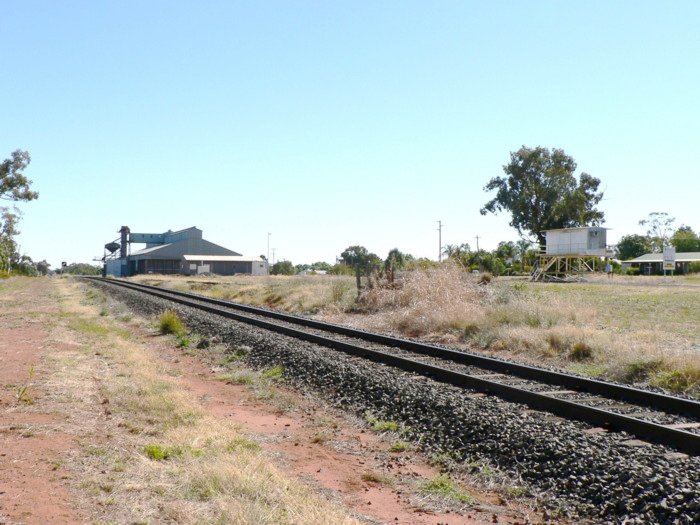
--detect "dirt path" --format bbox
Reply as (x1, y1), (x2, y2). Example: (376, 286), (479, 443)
(0, 278), (82, 524)
(1, 277), (542, 524)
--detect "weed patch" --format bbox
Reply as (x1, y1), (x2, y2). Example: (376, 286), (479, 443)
(262, 365), (284, 381)
(422, 474), (472, 503)
(158, 310), (186, 337)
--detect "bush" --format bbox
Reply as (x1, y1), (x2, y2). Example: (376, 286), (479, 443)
(688, 262), (700, 274)
(569, 342), (594, 361)
(626, 267), (640, 276)
(159, 310), (186, 336)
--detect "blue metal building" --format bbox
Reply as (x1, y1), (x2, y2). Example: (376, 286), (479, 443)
(103, 226), (267, 277)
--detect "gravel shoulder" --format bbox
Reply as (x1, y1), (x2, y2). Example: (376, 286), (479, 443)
(94, 278), (700, 524)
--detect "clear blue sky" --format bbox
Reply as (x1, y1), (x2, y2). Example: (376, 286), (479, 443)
(2, 1), (698, 267)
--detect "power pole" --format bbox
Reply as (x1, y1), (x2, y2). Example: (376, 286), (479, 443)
(272, 248), (276, 266)
(437, 220), (443, 262)
(475, 235), (480, 252)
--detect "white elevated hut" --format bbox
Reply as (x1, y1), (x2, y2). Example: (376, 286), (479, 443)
(532, 227), (611, 281)
(545, 227), (608, 256)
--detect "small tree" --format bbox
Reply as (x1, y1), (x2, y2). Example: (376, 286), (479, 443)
(442, 243), (471, 267)
(36, 260), (50, 275)
(639, 212), (675, 253)
(339, 245), (381, 293)
(615, 234), (652, 260)
(495, 241), (516, 262)
(670, 226), (700, 253)
(516, 239), (534, 267)
(271, 260), (296, 275)
(384, 248), (407, 284)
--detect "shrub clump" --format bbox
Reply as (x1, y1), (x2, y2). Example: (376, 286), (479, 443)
(569, 342), (594, 361)
(422, 474), (473, 503)
(159, 310), (186, 337)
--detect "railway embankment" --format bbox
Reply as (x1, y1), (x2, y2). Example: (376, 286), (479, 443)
(93, 279), (700, 524)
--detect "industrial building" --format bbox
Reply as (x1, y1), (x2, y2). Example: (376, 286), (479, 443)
(103, 226), (268, 277)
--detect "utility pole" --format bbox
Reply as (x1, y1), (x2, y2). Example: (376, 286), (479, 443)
(267, 232), (271, 262)
(437, 220), (443, 262)
(272, 248), (276, 266)
(475, 235), (480, 253)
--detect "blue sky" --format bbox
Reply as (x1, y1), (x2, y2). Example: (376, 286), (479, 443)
(2, 1), (698, 267)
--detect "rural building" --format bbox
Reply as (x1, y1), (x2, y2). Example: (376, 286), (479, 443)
(103, 226), (268, 277)
(532, 227), (612, 281)
(620, 252), (700, 275)
(544, 227), (609, 256)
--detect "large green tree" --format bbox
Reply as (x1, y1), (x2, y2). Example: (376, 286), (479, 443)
(0, 150), (38, 273)
(670, 226), (700, 252)
(481, 146), (605, 244)
(615, 234), (652, 260)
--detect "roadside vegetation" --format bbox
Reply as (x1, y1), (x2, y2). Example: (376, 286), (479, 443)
(53, 279), (358, 524)
(131, 266), (700, 398)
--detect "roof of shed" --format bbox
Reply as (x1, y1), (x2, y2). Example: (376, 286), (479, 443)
(131, 243), (173, 255)
(183, 255), (265, 262)
(543, 227), (609, 233)
(626, 252), (700, 263)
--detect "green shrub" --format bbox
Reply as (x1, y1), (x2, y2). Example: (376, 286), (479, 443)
(569, 342), (594, 361)
(621, 360), (663, 383)
(159, 310), (186, 336)
(365, 413), (399, 432)
(422, 474), (472, 503)
(626, 267), (640, 276)
(262, 365), (284, 380)
(651, 368), (700, 395)
(389, 441), (410, 452)
(689, 262), (700, 274)
(143, 444), (181, 461)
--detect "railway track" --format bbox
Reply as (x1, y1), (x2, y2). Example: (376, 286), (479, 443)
(85, 276), (700, 455)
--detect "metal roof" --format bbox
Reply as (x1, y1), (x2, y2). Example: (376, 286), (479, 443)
(626, 252), (700, 263)
(131, 243), (174, 255)
(183, 255), (266, 262)
(542, 227), (609, 233)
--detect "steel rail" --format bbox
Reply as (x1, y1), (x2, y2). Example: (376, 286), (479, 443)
(86, 277), (700, 455)
(89, 277), (700, 419)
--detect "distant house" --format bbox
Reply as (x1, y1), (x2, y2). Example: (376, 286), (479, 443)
(621, 252), (700, 275)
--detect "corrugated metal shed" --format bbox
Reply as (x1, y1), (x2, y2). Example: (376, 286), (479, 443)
(543, 227), (608, 256)
(182, 255), (265, 262)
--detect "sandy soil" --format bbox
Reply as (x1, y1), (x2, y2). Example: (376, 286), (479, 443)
(1, 277), (542, 524)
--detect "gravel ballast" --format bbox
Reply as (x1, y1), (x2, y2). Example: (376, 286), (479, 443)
(93, 281), (700, 524)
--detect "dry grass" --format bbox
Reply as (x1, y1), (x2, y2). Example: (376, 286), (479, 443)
(130, 273), (357, 314)
(54, 279), (359, 524)
(127, 269), (700, 397)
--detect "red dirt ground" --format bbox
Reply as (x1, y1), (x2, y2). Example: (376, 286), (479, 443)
(1, 278), (543, 524)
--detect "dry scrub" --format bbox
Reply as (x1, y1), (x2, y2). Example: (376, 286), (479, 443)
(130, 267), (700, 397)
